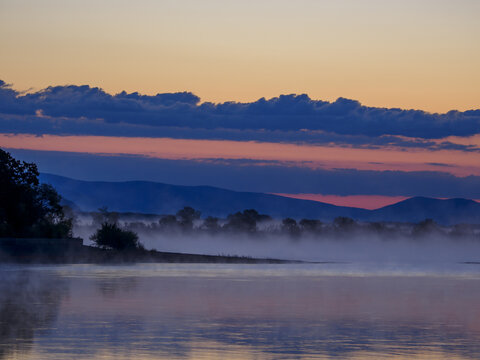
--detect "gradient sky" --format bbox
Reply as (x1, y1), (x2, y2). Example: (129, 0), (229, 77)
(1, 0), (480, 209)
(1, 0), (479, 112)
(2, 134), (480, 177)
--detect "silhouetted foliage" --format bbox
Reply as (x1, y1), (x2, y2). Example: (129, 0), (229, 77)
(92, 206), (119, 226)
(0, 149), (73, 238)
(450, 223), (475, 238)
(224, 209), (270, 233)
(202, 216), (220, 233)
(282, 218), (300, 237)
(333, 217), (356, 231)
(90, 222), (143, 251)
(413, 218), (439, 236)
(299, 219), (322, 233)
(176, 206), (201, 230)
(158, 214), (179, 230)
(82, 204), (479, 244)
(368, 222), (387, 234)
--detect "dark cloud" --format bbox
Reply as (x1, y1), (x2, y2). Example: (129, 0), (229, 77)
(425, 162), (455, 167)
(1, 80), (480, 141)
(7, 149), (480, 198)
(1, 111), (479, 153)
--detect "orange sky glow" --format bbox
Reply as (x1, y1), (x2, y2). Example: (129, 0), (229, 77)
(275, 194), (410, 210)
(1, 0), (479, 113)
(2, 133), (480, 177)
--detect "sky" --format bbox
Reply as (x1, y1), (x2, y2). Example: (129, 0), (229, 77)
(1, 0), (480, 209)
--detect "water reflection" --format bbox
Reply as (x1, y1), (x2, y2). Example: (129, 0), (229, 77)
(1, 264), (480, 359)
(0, 267), (67, 360)
(96, 276), (138, 298)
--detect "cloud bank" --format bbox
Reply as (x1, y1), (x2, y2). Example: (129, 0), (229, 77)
(2, 81), (480, 199)
(1, 80), (480, 144)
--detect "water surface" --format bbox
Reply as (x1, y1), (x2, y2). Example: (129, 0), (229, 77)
(1, 263), (480, 359)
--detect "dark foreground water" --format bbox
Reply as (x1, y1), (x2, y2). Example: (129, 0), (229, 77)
(1, 263), (480, 360)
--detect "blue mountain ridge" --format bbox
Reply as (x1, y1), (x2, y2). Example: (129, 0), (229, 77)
(40, 174), (480, 225)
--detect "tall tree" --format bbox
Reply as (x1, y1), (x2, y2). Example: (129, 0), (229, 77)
(176, 206), (201, 230)
(0, 149), (72, 238)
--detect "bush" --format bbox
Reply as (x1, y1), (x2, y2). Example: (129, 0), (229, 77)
(90, 222), (143, 251)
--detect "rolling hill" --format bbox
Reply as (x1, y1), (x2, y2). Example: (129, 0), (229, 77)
(40, 173), (368, 220)
(40, 174), (480, 225)
(369, 196), (480, 225)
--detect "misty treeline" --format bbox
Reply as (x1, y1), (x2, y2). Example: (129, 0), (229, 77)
(85, 206), (480, 242)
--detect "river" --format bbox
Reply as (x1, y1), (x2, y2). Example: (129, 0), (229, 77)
(1, 263), (480, 359)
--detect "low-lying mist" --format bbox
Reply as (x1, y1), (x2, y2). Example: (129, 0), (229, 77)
(73, 210), (480, 267)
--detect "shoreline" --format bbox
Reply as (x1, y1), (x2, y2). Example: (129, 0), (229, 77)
(0, 241), (302, 264)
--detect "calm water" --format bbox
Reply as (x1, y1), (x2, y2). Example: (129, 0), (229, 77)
(1, 263), (480, 360)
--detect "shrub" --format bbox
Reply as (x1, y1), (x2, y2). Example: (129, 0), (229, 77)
(90, 222), (143, 251)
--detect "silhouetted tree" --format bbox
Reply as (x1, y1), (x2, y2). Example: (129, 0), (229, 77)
(158, 214), (179, 231)
(176, 206), (201, 230)
(412, 218), (440, 236)
(90, 222), (143, 251)
(282, 218), (300, 237)
(225, 211), (255, 233)
(224, 209), (269, 233)
(299, 219), (322, 233)
(450, 223), (475, 238)
(92, 206), (119, 226)
(368, 222), (387, 234)
(202, 216), (220, 233)
(333, 216), (356, 231)
(0, 149), (72, 238)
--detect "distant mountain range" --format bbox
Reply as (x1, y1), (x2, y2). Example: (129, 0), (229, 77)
(40, 174), (480, 225)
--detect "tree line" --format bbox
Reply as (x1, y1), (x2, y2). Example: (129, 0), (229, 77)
(93, 205), (480, 245)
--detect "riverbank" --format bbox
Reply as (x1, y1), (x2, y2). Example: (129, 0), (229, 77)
(0, 238), (296, 264)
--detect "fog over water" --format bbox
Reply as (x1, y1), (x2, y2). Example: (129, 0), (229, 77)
(4, 212), (480, 358)
(73, 214), (480, 271)
(9, 213), (471, 359)
(1, 263), (480, 360)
